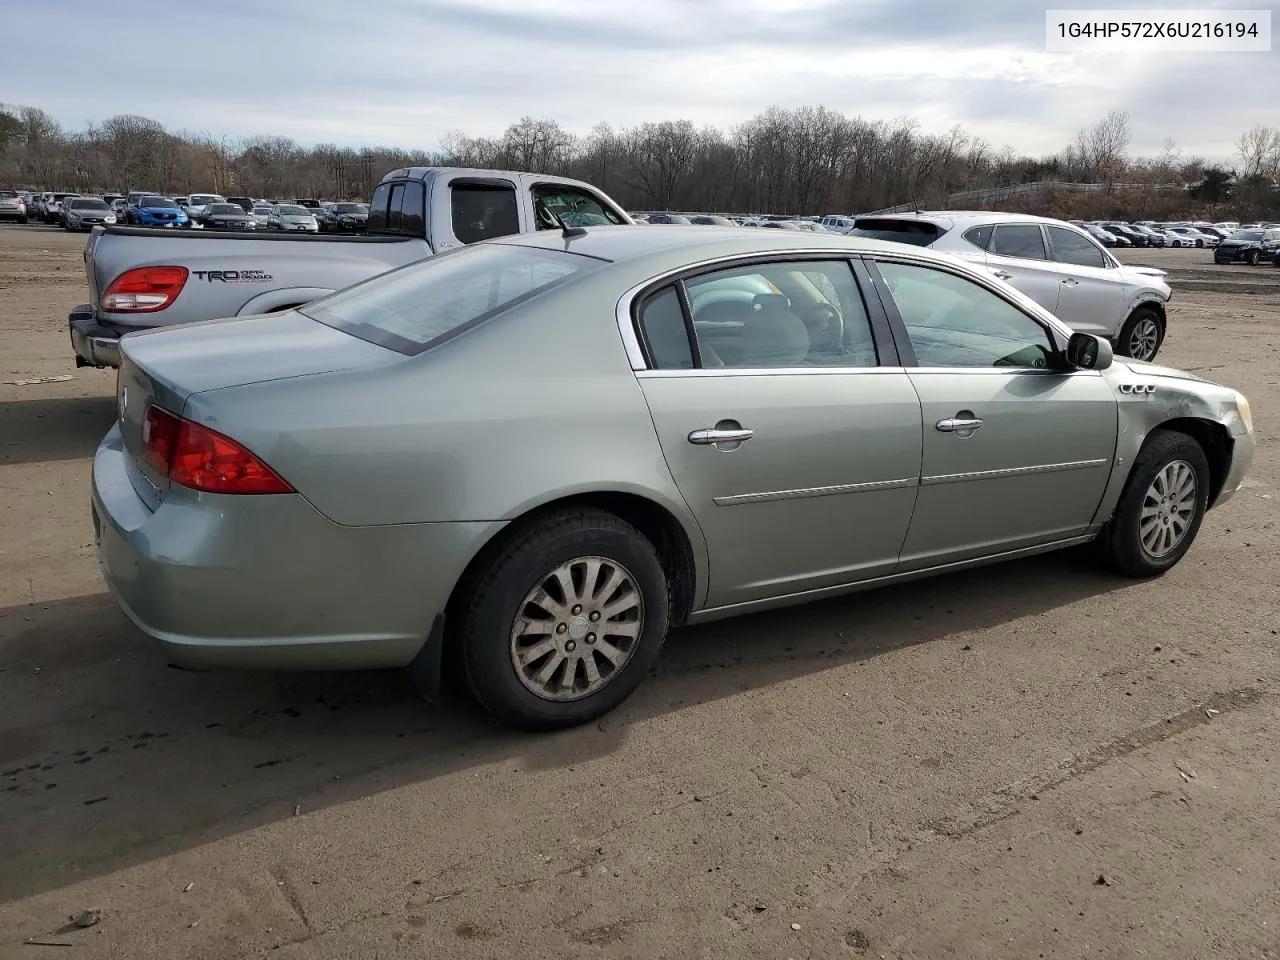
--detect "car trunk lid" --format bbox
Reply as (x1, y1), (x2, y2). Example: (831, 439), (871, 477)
(116, 310), (399, 507)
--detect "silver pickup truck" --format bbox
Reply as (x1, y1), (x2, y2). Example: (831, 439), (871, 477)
(69, 167), (634, 368)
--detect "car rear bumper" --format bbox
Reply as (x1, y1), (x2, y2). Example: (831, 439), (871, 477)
(69, 305), (127, 368)
(90, 423), (500, 671)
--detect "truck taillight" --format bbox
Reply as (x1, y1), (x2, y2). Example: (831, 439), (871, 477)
(142, 404), (293, 495)
(101, 265), (189, 313)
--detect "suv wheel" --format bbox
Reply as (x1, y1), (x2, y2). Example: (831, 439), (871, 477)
(1100, 430), (1209, 578)
(1117, 307), (1164, 361)
(457, 508), (671, 730)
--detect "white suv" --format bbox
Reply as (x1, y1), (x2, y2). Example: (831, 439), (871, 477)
(847, 211), (1173, 360)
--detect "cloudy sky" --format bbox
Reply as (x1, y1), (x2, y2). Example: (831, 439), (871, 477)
(2, 0), (1275, 161)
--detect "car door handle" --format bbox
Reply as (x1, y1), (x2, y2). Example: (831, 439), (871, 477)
(992, 270), (1013, 281)
(688, 427), (754, 445)
(1060, 277), (1079, 286)
(936, 417), (984, 433)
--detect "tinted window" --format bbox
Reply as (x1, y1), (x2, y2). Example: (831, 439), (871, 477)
(531, 185), (625, 230)
(1046, 226), (1107, 268)
(303, 245), (597, 356)
(140, 196), (177, 208)
(683, 260), (878, 369)
(397, 181), (425, 236)
(209, 204), (241, 214)
(334, 203), (368, 214)
(637, 287), (694, 369)
(70, 198), (109, 210)
(367, 181), (391, 232)
(989, 224), (1047, 260)
(878, 261), (1054, 368)
(386, 184), (405, 232)
(847, 219), (943, 246)
(963, 225), (993, 250)
(451, 183), (519, 244)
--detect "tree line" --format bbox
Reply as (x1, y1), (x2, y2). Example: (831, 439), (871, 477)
(2, 102), (1277, 217)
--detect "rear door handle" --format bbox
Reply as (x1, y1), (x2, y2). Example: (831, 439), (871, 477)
(936, 417), (984, 433)
(992, 270), (1013, 281)
(689, 428), (754, 445)
(1060, 277), (1079, 286)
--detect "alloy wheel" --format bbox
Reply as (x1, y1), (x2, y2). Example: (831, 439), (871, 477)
(1128, 317), (1161, 360)
(1139, 460), (1197, 559)
(509, 556), (644, 702)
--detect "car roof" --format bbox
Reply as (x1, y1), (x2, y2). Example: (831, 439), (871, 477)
(488, 223), (924, 264)
(856, 210), (1089, 229)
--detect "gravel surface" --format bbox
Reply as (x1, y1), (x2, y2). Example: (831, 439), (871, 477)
(1, 225), (1278, 959)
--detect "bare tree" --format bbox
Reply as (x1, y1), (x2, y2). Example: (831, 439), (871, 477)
(1236, 125), (1280, 180)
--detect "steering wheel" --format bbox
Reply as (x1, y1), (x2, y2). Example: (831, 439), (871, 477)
(798, 302), (843, 352)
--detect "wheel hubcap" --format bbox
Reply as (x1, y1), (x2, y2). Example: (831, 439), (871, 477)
(509, 556), (644, 702)
(1139, 460), (1197, 559)
(1129, 318), (1159, 360)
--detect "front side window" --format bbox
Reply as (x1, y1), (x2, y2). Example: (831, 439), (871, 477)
(451, 182), (519, 244)
(679, 259), (878, 369)
(303, 244), (598, 356)
(877, 261), (1055, 369)
(989, 224), (1047, 260)
(531, 185), (625, 230)
(1046, 226), (1108, 268)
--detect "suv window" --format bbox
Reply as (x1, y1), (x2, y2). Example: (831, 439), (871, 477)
(989, 224), (1047, 260)
(303, 245), (597, 356)
(846, 218), (943, 246)
(531, 184), (625, 229)
(1045, 226), (1107, 268)
(637, 287), (695, 369)
(962, 225), (993, 250)
(452, 182), (520, 244)
(675, 259), (878, 369)
(877, 261), (1054, 368)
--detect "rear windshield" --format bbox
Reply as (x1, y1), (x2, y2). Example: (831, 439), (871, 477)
(847, 218), (944, 246)
(70, 198), (109, 209)
(140, 196), (177, 208)
(302, 244), (600, 356)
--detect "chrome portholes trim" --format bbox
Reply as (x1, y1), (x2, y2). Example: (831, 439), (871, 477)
(1118, 382), (1158, 395)
(922, 458), (1109, 486)
(713, 477), (918, 506)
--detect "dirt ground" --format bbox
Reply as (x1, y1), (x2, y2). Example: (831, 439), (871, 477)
(1, 224), (1278, 959)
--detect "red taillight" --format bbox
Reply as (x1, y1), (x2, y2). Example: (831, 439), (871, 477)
(101, 265), (189, 313)
(141, 404), (293, 495)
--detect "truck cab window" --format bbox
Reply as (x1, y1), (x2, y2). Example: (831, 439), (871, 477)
(451, 183), (519, 244)
(398, 181), (425, 237)
(531, 185), (626, 230)
(367, 182), (392, 233)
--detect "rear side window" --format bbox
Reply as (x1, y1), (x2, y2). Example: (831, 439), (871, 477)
(368, 181), (391, 232)
(637, 287), (694, 369)
(846, 218), (943, 246)
(451, 183), (520, 244)
(398, 181), (425, 237)
(962, 225), (993, 250)
(1045, 226), (1107, 268)
(989, 224), (1047, 260)
(302, 244), (598, 356)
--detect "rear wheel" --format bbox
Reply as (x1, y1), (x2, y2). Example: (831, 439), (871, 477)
(457, 509), (670, 730)
(1100, 430), (1209, 578)
(1117, 307), (1164, 361)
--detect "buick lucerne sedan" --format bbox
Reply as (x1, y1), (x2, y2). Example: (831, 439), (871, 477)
(92, 228), (1255, 729)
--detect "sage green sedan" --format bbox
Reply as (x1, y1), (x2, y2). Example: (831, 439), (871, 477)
(91, 227), (1255, 729)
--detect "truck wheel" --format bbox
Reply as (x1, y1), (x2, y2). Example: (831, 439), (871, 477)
(1099, 429), (1209, 578)
(457, 508), (670, 730)
(1117, 307), (1164, 361)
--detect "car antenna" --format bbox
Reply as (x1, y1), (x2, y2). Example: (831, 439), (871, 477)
(548, 206), (587, 240)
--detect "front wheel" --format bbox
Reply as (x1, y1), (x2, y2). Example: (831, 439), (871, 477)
(1243, 250), (1259, 265)
(1099, 430), (1210, 578)
(1117, 307), (1164, 361)
(457, 509), (671, 730)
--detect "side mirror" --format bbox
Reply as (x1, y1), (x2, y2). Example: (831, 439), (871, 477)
(1066, 332), (1112, 371)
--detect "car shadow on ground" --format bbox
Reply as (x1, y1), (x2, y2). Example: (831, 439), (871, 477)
(0, 550), (1129, 903)
(0, 395), (115, 466)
